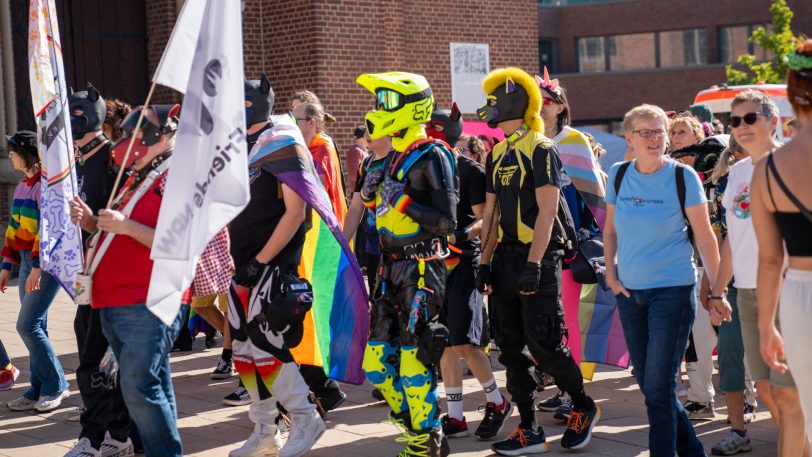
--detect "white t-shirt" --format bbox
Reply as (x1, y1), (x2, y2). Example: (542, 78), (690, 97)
(722, 157), (758, 289)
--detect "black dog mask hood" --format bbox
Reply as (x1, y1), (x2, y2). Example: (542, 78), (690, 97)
(69, 83), (106, 140)
(477, 79), (529, 129)
(428, 102), (463, 147)
(244, 74), (274, 126)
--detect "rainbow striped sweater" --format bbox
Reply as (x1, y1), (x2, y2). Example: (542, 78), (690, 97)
(2, 172), (41, 270)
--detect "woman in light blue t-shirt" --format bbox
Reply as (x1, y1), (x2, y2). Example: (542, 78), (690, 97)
(603, 104), (730, 457)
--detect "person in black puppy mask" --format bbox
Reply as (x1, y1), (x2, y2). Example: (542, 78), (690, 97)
(64, 83), (133, 457)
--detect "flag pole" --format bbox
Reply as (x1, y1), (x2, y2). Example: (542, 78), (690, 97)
(82, 80), (157, 273)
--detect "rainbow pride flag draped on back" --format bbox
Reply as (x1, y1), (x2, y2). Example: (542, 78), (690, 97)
(554, 125), (629, 374)
(249, 116), (369, 385)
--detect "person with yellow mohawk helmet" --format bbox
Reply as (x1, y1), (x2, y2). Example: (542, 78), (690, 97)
(476, 67), (600, 455)
(355, 71), (458, 457)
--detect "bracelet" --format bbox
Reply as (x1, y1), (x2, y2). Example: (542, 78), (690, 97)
(707, 295), (726, 301)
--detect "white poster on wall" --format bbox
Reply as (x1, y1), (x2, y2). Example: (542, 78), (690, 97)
(450, 43), (490, 114)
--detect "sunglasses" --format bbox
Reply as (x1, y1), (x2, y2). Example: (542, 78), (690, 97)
(542, 97), (557, 106)
(729, 112), (767, 128)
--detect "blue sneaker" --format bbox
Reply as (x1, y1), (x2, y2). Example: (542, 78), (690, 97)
(553, 397), (573, 421)
(491, 426), (549, 455)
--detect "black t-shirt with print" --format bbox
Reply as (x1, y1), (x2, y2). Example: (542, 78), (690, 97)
(229, 168), (305, 270)
(485, 134), (562, 246)
(455, 155), (486, 252)
(353, 151), (393, 255)
(76, 143), (115, 242)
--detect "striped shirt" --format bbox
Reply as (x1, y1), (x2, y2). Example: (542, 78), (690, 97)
(2, 172), (41, 270)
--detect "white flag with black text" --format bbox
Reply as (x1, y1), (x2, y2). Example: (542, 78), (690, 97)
(146, 0), (249, 325)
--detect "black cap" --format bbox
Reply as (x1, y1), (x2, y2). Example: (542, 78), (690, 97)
(5, 130), (38, 156)
(353, 125), (366, 139)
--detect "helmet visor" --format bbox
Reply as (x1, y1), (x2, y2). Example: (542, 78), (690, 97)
(376, 89), (403, 112)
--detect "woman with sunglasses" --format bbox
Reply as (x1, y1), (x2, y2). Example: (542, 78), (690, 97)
(750, 41), (812, 454)
(2, 131), (70, 413)
(709, 89), (809, 456)
(605, 104), (728, 457)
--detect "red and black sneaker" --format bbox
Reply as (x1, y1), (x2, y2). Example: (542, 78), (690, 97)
(440, 414), (470, 438)
(475, 395), (513, 441)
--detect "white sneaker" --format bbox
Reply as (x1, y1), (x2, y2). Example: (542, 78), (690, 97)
(6, 396), (36, 411)
(229, 424), (282, 457)
(66, 406), (85, 422)
(100, 432), (134, 457)
(64, 437), (101, 457)
(280, 409), (326, 457)
(34, 389), (70, 412)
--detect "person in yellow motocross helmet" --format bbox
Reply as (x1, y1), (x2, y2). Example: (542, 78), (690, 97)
(355, 71), (458, 457)
(475, 67), (601, 455)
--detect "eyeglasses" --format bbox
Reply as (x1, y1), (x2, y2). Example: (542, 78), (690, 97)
(729, 112), (767, 128)
(632, 129), (667, 139)
(542, 97), (557, 106)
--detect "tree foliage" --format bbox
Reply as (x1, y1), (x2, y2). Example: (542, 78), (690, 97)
(725, 0), (802, 85)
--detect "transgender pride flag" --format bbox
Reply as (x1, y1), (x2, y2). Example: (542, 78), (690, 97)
(249, 116), (369, 385)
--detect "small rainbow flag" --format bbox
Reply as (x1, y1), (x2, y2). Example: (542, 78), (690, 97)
(249, 116), (369, 385)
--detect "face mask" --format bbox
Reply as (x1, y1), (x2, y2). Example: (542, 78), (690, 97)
(111, 136), (149, 169)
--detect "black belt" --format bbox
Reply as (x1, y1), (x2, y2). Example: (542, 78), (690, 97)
(385, 237), (449, 261)
(495, 242), (530, 253)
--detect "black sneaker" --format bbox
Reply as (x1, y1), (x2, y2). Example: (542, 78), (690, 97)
(553, 398), (573, 422)
(205, 331), (223, 349)
(537, 391), (567, 412)
(441, 414), (469, 438)
(561, 403), (600, 450)
(210, 358), (233, 380)
(475, 395), (512, 440)
(222, 386), (251, 406)
(314, 388), (347, 416)
(491, 426), (549, 455)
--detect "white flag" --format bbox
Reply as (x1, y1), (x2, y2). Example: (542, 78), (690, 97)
(146, 0), (249, 325)
(28, 0), (83, 296)
(151, 0), (205, 94)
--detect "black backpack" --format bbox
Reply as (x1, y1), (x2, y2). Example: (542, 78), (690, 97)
(613, 161), (693, 243)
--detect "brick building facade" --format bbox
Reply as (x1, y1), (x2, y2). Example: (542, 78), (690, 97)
(142, 0), (539, 161)
(539, 0), (812, 131)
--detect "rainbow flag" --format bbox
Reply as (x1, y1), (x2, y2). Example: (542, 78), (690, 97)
(555, 126), (607, 230)
(249, 116), (369, 385)
(555, 126), (628, 374)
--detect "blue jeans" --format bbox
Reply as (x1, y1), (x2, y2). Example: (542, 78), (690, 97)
(0, 339), (9, 367)
(616, 285), (706, 457)
(101, 303), (185, 457)
(16, 251), (67, 400)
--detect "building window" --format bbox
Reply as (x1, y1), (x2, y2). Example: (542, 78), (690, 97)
(719, 24), (772, 64)
(540, 39), (560, 73)
(660, 29), (707, 67)
(608, 33), (656, 71)
(578, 37), (606, 73)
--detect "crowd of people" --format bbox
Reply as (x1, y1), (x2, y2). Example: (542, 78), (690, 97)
(1, 38), (811, 457)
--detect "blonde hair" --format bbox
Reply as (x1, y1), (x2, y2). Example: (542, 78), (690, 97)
(292, 90), (336, 123)
(622, 104), (669, 134)
(709, 136), (745, 184)
(301, 102), (326, 133)
(669, 116), (705, 142)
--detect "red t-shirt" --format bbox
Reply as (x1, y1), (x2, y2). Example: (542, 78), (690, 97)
(92, 172), (165, 309)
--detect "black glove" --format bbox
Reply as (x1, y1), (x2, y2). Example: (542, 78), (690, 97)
(517, 262), (542, 294)
(476, 264), (493, 293)
(234, 258), (267, 288)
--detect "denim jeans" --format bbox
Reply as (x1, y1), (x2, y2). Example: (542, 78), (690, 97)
(101, 303), (186, 457)
(16, 250), (67, 400)
(616, 285), (706, 457)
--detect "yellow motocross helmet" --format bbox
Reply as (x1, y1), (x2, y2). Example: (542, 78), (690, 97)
(356, 72), (434, 139)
